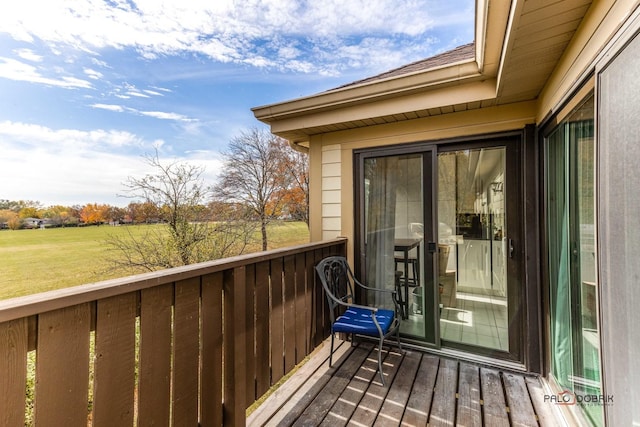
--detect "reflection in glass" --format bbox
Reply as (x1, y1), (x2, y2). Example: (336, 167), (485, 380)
(438, 147), (509, 351)
(363, 154), (425, 338)
(546, 93), (602, 425)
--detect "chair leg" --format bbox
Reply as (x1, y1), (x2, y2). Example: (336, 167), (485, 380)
(396, 326), (403, 352)
(329, 332), (335, 366)
(377, 337), (385, 386)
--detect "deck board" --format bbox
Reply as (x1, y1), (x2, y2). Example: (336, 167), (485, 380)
(347, 349), (403, 426)
(320, 346), (383, 426)
(503, 372), (539, 427)
(373, 350), (421, 426)
(480, 368), (510, 427)
(250, 339), (563, 427)
(456, 362), (482, 427)
(292, 346), (371, 426)
(525, 375), (561, 427)
(401, 353), (439, 426)
(252, 342), (352, 427)
(430, 357), (458, 426)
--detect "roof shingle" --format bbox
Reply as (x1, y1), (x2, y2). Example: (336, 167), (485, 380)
(332, 42), (475, 90)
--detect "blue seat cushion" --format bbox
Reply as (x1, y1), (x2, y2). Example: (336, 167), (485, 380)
(332, 307), (395, 336)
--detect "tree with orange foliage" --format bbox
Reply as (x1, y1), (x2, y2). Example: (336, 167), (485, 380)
(126, 201), (160, 224)
(278, 144), (309, 225)
(80, 203), (109, 225)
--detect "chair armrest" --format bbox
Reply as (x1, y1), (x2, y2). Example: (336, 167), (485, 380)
(323, 290), (379, 313)
(353, 275), (403, 316)
(335, 299), (379, 313)
(354, 279), (398, 296)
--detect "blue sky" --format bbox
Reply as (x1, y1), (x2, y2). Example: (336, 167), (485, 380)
(0, 0), (474, 207)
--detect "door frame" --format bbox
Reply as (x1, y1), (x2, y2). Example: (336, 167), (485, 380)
(354, 143), (439, 346)
(353, 129), (539, 368)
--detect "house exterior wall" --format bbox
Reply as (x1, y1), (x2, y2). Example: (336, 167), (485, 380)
(308, 0), (640, 262)
(264, 2), (640, 425)
(320, 143), (342, 241)
(308, 101), (538, 248)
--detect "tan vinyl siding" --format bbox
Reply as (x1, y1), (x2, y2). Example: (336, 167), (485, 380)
(313, 101), (537, 253)
(321, 143), (342, 240)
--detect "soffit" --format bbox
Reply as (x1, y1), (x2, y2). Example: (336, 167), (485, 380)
(496, 0), (593, 105)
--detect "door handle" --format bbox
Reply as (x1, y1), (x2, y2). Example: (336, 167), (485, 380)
(508, 238), (515, 259)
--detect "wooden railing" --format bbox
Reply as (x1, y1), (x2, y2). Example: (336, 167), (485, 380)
(0, 238), (346, 427)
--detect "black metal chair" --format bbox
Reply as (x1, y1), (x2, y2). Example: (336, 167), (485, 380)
(315, 256), (402, 385)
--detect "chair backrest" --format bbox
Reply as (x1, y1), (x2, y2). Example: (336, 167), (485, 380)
(315, 256), (355, 323)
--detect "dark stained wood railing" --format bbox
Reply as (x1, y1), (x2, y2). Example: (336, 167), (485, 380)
(0, 238), (346, 427)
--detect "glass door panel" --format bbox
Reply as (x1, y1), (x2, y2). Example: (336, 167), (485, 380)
(362, 151), (437, 344)
(545, 94), (602, 425)
(438, 147), (509, 351)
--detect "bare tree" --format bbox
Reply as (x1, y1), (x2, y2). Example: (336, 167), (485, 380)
(215, 128), (292, 251)
(107, 150), (256, 272)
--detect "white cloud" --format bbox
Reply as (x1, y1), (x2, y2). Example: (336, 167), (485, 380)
(90, 57), (109, 68)
(90, 103), (125, 112)
(150, 86), (172, 93)
(84, 67), (104, 79)
(0, 144), (143, 206)
(0, 0), (474, 75)
(0, 120), (182, 206)
(0, 121), (222, 206)
(88, 103), (196, 123)
(0, 57), (93, 88)
(139, 111), (195, 122)
(0, 120), (143, 152)
(126, 91), (150, 98)
(14, 48), (43, 62)
(0, 119), (223, 206)
(142, 89), (164, 96)
(115, 82), (150, 98)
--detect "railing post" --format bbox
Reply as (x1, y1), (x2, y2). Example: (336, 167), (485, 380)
(0, 319), (28, 427)
(223, 266), (247, 427)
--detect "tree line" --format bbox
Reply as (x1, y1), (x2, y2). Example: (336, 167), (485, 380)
(2, 128), (310, 272)
(0, 200), (201, 229)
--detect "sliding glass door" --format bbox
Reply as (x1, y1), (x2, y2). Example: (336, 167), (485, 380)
(360, 148), (438, 345)
(437, 147), (510, 352)
(545, 93), (602, 425)
(356, 137), (523, 360)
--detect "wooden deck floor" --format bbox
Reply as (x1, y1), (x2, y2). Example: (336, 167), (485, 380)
(248, 340), (563, 427)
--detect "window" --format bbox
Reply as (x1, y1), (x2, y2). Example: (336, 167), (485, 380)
(545, 93), (602, 425)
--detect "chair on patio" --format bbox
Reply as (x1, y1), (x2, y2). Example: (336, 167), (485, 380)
(315, 256), (402, 385)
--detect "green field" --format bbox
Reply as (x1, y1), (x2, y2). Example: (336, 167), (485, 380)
(0, 221), (310, 300)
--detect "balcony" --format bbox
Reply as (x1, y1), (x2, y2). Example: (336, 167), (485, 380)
(0, 238), (562, 426)
(249, 340), (560, 426)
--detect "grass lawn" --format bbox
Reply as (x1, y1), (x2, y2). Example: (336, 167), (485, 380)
(0, 221), (309, 300)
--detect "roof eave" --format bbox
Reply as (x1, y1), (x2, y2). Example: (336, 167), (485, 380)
(252, 0), (499, 127)
(252, 58), (482, 124)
